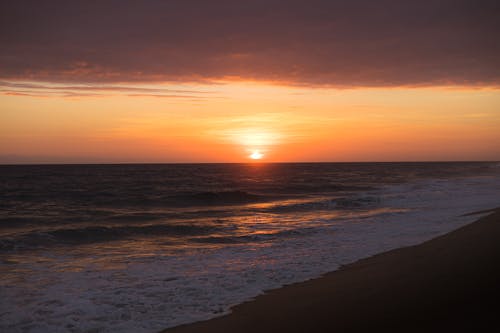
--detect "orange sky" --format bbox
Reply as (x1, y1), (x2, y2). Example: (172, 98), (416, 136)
(1, 1), (499, 163)
(1, 81), (499, 163)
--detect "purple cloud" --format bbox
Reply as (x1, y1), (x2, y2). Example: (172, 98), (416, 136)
(1, 0), (499, 87)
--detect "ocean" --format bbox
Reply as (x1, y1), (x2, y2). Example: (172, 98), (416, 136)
(1, 162), (499, 332)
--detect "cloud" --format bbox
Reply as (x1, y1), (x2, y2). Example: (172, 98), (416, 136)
(0, 80), (216, 98)
(1, 0), (499, 87)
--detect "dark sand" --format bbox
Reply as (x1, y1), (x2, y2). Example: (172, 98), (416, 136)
(163, 208), (500, 332)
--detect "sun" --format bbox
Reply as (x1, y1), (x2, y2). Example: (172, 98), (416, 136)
(249, 150), (264, 160)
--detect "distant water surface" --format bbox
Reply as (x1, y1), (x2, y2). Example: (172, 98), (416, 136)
(1, 162), (499, 332)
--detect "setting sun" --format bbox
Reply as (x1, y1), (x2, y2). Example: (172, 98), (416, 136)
(249, 150), (264, 160)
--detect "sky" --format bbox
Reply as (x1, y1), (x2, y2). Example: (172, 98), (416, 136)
(1, 0), (499, 163)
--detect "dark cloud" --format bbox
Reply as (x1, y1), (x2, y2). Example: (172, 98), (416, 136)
(1, 0), (499, 87)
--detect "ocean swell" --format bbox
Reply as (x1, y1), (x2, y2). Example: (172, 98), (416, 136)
(0, 223), (221, 252)
(168, 190), (269, 206)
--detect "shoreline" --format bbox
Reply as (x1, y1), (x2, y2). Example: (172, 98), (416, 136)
(162, 207), (500, 332)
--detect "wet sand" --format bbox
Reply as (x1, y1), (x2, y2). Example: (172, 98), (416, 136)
(162, 208), (500, 332)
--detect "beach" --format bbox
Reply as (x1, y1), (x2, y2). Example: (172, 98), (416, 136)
(163, 207), (500, 333)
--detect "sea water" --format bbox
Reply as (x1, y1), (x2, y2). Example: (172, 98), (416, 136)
(1, 162), (499, 332)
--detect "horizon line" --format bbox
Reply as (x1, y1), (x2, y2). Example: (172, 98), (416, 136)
(1, 160), (498, 167)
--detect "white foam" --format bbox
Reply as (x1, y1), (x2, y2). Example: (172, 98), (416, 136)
(1, 175), (499, 332)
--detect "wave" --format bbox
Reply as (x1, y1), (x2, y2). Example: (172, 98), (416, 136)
(0, 223), (220, 252)
(333, 196), (380, 208)
(280, 184), (376, 194)
(262, 195), (381, 213)
(167, 190), (268, 206)
(191, 227), (318, 244)
(0, 216), (37, 228)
